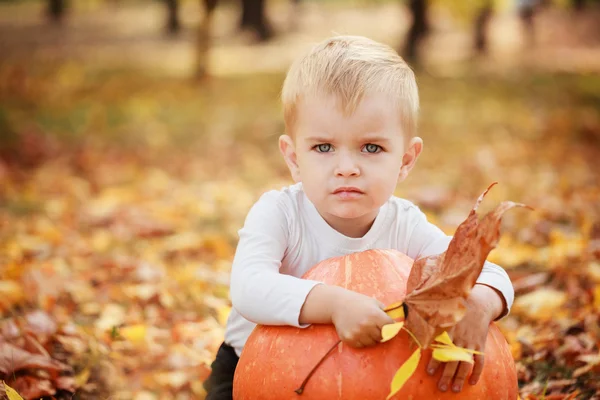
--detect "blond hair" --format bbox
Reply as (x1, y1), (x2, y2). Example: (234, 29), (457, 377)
(281, 35), (419, 138)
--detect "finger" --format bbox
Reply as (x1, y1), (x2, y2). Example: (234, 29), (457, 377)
(429, 327), (453, 377)
(427, 357), (440, 376)
(359, 336), (376, 347)
(469, 353), (485, 385)
(376, 311), (395, 328)
(370, 325), (383, 343)
(452, 361), (473, 392)
(438, 361), (459, 392)
(343, 334), (364, 348)
(340, 333), (358, 347)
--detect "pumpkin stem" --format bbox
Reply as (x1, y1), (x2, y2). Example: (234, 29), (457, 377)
(294, 340), (341, 395)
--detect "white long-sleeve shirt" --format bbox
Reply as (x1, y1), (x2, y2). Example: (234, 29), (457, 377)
(224, 183), (514, 356)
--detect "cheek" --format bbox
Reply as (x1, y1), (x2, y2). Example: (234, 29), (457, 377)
(369, 166), (401, 194)
(298, 154), (326, 174)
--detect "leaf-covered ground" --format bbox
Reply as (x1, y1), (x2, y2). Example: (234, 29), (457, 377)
(1, 2), (600, 399)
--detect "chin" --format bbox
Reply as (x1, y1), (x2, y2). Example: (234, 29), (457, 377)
(328, 205), (369, 220)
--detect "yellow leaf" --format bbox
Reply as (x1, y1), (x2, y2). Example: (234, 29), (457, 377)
(432, 347), (474, 363)
(434, 331), (454, 346)
(513, 288), (567, 321)
(381, 322), (404, 343)
(586, 262), (600, 283)
(203, 235), (233, 259)
(75, 368), (91, 387)
(119, 324), (147, 344)
(431, 331), (483, 358)
(386, 347), (421, 400)
(384, 301), (403, 310)
(3, 382), (24, 400)
(384, 302), (405, 320)
(217, 305), (231, 326)
(593, 286), (600, 311)
(430, 344), (482, 354)
(0, 281), (25, 312)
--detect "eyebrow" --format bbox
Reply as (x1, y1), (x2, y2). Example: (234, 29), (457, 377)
(303, 135), (391, 143)
(360, 136), (392, 143)
(303, 136), (331, 142)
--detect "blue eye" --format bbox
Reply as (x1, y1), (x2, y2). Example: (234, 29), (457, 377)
(364, 144), (381, 153)
(316, 144), (332, 152)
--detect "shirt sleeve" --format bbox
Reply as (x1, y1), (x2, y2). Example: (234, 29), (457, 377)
(405, 206), (514, 320)
(229, 191), (323, 327)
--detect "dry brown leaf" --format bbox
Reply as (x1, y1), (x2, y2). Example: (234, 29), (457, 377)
(54, 375), (77, 392)
(24, 310), (58, 337)
(404, 183), (529, 348)
(0, 342), (71, 377)
(8, 376), (55, 399)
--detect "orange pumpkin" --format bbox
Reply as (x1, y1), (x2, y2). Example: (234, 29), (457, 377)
(233, 249), (518, 400)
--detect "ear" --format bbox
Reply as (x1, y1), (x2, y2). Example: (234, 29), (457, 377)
(398, 137), (423, 182)
(279, 134), (301, 182)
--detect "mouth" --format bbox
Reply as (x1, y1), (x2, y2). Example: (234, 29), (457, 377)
(333, 187), (364, 194)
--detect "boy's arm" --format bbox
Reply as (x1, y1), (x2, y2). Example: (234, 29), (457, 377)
(405, 207), (514, 320)
(298, 284), (340, 324)
(229, 192), (323, 327)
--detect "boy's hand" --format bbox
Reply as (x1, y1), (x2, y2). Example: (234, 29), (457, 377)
(331, 290), (395, 348)
(426, 284), (505, 393)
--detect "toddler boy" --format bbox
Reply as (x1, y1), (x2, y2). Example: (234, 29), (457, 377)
(203, 35), (514, 399)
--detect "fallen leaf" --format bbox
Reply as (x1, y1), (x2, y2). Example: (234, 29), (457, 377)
(429, 331), (482, 363)
(381, 322), (404, 343)
(54, 376), (76, 392)
(433, 331), (453, 346)
(384, 302), (406, 320)
(134, 391), (159, 400)
(24, 310), (58, 337)
(217, 305), (231, 326)
(431, 347), (474, 363)
(512, 288), (568, 321)
(75, 367), (91, 387)
(0, 281), (25, 312)
(3, 382), (24, 400)
(119, 324), (148, 345)
(404, 183), (529, 347)
(512, 272), (550, 294)
(124, 283), (160, 301)
(386, 347), (421, 400)
(0, 342), (70, 377)
(9, 376), (55, 399)
(95, 303), (126, 332)
(154, 370), (190, 390)
(594, 286), (600, 311)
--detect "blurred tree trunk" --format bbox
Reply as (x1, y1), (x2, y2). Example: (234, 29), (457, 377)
(403, 0), (429, 64)
(240, 0), (273, 41)
(572, 0), (585, 10)
(196, 0), (218, 78)
(518, 2), (537, 48)
(47, 0), (67, 23)
(474, 1), (493, 54)
(166, 0), (181, 34)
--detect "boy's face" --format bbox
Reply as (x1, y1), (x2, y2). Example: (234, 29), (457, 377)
(279, 93), (422, 234)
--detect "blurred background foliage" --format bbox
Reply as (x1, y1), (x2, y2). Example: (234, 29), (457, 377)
(1, 0), (600, 399)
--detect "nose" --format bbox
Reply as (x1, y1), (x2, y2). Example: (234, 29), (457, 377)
(334, 151), (360, 177)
